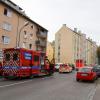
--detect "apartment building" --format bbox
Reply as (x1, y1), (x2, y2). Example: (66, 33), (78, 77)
(0, 0), (48, 61)
(86, 39), (97, 65)
(55, 24), (74, 64)
(55, 24), (97, 65)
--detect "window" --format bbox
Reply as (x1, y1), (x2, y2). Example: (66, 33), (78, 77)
(5, 53), (10, 61)
(2, 36), (10, 44)
(30, 33), (33, 37)
(13, 53), (18, 61)
(58, 46), (60, 50)
(30, 33), (33, 39)
(31, 25), (34, 29)
(4, 8), (7, 15)
(29, 44), (32, 49)
(24, 31), (27, 35)
(24, 31), (27, 39)
(3, 22), (12, 31)
(4, 8), (12, 17)
(34, 55), (39, 62)
(58, 52), (60, 55)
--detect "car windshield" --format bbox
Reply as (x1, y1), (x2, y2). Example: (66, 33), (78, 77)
(55, 64), (59, 66)
(60, 64), (66, 67)
(79, 68), (91, 72)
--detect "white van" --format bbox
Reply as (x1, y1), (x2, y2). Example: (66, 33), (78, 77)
(55, 63), (63, 71)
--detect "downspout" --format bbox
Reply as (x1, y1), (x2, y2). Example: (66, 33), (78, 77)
(16, 14), (20, 48)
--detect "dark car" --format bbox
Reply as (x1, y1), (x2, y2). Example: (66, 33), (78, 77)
(0, 62), (2, 76)
(93, 65), (100, 77)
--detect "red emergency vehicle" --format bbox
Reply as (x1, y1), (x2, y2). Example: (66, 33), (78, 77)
(76, 59), (84, 69)
(2, 48), (54, 79)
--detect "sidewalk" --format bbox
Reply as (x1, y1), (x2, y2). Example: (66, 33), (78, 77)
(93, 79), (100, 100)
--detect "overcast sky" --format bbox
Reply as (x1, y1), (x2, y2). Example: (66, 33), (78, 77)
(12, 0), (100, 45)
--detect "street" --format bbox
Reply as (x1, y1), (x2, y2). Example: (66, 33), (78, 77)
(0, 72), (99, 100)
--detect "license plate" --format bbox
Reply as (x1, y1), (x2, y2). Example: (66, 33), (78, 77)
(81, 74), (87, 76)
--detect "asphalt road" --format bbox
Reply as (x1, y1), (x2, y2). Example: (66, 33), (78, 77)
(0, 72), (99, 100)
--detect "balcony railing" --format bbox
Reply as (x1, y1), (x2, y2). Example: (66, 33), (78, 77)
(35, 40), (46, 47)
(36, 31), (47, 38)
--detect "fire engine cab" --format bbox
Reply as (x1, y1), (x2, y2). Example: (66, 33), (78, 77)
(2, 48), (54, 79)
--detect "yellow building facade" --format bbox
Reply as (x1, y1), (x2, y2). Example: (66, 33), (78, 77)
(46, 42), (54, 62)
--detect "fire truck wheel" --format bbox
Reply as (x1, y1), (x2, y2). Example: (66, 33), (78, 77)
(4, 77), (9, 80)
(30, 75), (34, 79)
(48, 72), (54, 76)
(4, 76), (16, 80)
(18, 77), (22, 80)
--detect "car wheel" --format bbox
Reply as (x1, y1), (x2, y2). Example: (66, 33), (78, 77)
(96, 76), (98, 80)
(91, 78), (95, 83)
(76, 78), (79, 81)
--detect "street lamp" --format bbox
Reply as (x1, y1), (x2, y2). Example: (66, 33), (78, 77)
(17, 22), (29, 48)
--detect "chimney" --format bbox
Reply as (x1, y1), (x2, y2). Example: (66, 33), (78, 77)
(78, 30), (81, 34)
(63, 24), (66, 27)
(74, 28), (77, 33)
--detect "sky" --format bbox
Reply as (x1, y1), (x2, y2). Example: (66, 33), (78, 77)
(11, 0), (100, 45)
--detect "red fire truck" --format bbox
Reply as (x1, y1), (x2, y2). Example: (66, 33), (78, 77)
(2, 48), (54, 79)
(76, 59), (84, 69)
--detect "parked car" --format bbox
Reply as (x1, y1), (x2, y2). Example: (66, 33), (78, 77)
(55, 63), (63, 71)
(93, 65), (100, 77)
(59, 64), (72, 73)
(76, 67), (97, 82)
(0, 62), (2, 76)
(68, 64), (75, 70)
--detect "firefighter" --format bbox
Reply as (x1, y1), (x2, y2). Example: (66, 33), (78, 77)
(45, 56), (54, 75)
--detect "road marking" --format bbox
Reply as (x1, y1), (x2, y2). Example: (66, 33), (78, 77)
(87, 86), (97, 100)
(87, 81), (98, 100)
(0, 80), (32, 88)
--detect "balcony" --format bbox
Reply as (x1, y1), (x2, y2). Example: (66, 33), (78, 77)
(35, 40), (46, 47)
(36, 31), (47, 38)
